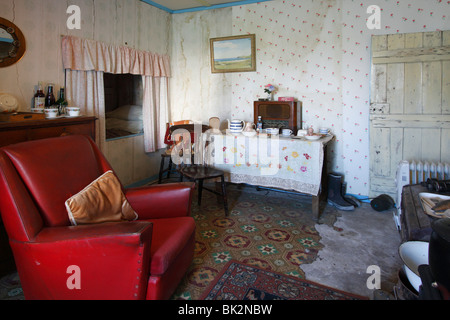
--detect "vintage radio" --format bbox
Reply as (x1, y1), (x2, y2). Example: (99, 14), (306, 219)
(254, 101), (302, 132)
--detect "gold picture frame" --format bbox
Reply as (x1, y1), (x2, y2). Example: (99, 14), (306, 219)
(210, 34), (256, 73)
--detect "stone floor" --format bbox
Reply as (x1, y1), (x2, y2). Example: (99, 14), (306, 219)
(302, 200), (403, 299)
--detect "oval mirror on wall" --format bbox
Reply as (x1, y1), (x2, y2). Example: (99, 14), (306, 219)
(0, 17), (26, 68)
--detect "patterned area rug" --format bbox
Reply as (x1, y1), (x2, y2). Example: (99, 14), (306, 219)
(172, 183), (338, 300)
(201, 260), (367, 300)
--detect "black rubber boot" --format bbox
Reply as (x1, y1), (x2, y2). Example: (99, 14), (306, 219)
(341, 182), (362, 207)
(327, 173), (355, 211)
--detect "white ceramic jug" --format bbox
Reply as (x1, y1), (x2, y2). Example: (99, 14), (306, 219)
(244, 122), (256, 132)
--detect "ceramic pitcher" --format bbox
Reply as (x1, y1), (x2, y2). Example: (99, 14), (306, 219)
(228, 119), (245, 133)
(244, 122), (256, 132)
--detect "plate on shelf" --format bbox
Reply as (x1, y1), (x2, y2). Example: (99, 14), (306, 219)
(0, 94), (19, 113)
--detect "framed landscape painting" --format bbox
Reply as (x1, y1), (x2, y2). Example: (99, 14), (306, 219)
(210, 34), (256, 73)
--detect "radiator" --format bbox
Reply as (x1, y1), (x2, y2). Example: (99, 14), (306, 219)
(407, 161), (450, 184)
(394, 160), (450, 230)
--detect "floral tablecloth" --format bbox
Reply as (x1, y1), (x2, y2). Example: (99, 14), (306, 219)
(209, 134), (333, 196)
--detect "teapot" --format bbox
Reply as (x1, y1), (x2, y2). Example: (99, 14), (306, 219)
(227, 119), (245, 133)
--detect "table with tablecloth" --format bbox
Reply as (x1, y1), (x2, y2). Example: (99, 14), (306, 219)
(207, 133), (333, 220)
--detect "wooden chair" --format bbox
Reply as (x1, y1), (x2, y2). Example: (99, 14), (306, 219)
(158, 120), (192, 184)
(173, 123), (228, 216)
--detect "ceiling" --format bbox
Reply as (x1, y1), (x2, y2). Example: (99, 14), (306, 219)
(140, 0), (272, 13)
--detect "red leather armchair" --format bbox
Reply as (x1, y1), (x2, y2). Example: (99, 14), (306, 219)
(0, 135), (196, 300)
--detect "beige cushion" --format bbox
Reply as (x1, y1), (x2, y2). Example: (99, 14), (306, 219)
(65, 171), (138, 225)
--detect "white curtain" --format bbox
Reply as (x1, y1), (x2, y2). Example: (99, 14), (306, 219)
(142, 76), (169, 152)
(61, 35), (171, 153)
(65, 70), (106, 151)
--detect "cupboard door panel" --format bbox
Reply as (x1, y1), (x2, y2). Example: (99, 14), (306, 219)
(370, 31), (450, 198)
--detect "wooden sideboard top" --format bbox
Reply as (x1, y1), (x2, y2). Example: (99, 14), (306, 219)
(0, 115), (96, 130)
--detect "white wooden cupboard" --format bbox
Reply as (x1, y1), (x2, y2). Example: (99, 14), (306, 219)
(370, 31), (450, 197)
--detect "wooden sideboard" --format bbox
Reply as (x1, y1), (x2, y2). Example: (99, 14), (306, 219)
(0, 116), (96, 277)
(0, 116), (96, 147)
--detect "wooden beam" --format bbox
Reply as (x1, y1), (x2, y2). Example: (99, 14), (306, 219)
(370, 114), (450, 128)
(372, 46), (450, 64)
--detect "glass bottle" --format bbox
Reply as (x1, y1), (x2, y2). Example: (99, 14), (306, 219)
(34, 82), (45, 109)
(257, 116), (263, 132)
(56, 87), (68, 115)
(45, 84), (55, 108)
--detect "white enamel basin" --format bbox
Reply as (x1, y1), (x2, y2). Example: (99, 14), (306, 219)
(399, 241), (429, 292)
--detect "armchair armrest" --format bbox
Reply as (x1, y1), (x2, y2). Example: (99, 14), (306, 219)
(12, 221), (153, 300)
(33, 220), (152, 243)
(125, 182), (195, 220)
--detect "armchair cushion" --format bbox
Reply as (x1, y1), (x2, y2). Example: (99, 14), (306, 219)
(65, 170), (138, 225)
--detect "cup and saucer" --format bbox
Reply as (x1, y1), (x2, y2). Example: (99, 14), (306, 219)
(281, 128), (293, 137)
(266, 128), (279, 136)
(319, 127), (330, 135)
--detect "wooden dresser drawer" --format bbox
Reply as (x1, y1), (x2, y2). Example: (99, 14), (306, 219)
(0, 116), (96, 147)
(29, 122), (94, 140)
(0, 128), (29, 146)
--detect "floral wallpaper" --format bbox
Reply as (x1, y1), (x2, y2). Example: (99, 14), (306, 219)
(171, 0), (450, 196)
